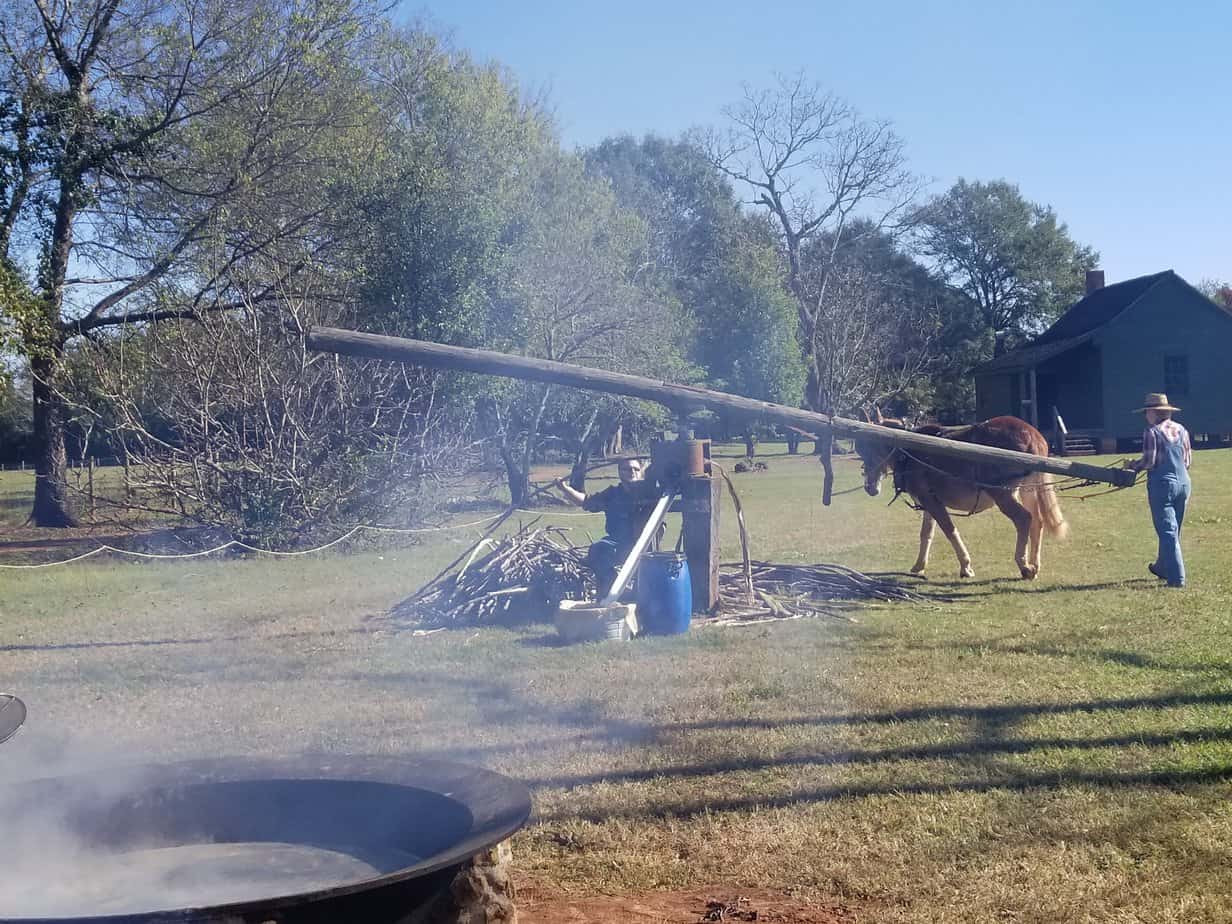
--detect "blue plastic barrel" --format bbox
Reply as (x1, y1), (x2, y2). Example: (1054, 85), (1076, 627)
(637, 552), (693, 635)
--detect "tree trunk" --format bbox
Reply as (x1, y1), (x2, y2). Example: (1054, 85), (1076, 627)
(26, 114), (82, 528)
(499, 441), (526, 508)
(743, 427), (756, 458)
(30, 347), (78, 527)
(569, 442), (593, 492)
(786, 430), (800, 454)
(509, 386), (552, 509)
(569, 409), (601, 491)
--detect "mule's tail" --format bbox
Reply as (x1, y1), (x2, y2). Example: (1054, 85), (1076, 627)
(1028, 472), (1069, 539)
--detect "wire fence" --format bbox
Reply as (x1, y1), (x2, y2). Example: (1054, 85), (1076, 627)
(0, 457), (123, 472)
(0, 507), (604, 570)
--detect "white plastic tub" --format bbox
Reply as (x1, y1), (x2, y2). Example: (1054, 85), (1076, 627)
(554, 600), (638, 643)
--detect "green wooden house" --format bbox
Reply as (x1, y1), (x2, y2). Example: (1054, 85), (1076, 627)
(973, 270), (1232, 454)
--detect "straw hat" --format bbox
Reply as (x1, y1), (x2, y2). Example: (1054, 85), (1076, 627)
(1134, 392), (1181, 413)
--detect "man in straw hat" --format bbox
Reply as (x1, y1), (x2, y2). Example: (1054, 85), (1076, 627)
(1125, 393), (1192, 587)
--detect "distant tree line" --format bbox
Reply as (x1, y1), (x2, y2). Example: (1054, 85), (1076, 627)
(0, 3), (1102, 540)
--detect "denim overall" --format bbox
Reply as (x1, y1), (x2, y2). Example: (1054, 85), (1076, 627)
(1147, 425), (1191, 587)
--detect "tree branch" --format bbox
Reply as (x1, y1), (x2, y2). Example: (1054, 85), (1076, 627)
(31, 0), (78, 84)
(80, 210), (215, 321)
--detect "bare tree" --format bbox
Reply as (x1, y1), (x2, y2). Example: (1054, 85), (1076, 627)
(66, 264), (477, 545)
(702, 73), (924, 416)
(801, 258), (938, 420)
(1197, 278), (1232, 310)
(0, 0), (381, 525)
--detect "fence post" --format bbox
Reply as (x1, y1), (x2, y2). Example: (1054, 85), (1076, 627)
(88, 456), (96, 523)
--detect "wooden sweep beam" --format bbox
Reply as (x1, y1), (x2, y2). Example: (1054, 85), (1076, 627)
(306, 326), (1135, 488)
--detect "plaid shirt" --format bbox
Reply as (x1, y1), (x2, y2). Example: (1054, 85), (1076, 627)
(1139, 419), (1192, 471)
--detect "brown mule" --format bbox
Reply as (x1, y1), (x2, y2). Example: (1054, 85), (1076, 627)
(853, 411), (1068, 579)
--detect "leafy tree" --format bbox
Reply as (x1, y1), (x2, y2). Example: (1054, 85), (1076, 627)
(585, 135), (735, 288)
(0, 364), (32, 464)
(0, 0), (381, 525)
(366, 59), (690, 505)
(362, 28), (550, 344)
(360, 29), (558, 503)
(914, 179), (1099, 356)
(485, 150), (689, 506)
(586, 135), (803, 452)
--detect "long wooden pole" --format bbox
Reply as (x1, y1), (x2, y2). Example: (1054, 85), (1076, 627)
(306, 326), (1135, 488)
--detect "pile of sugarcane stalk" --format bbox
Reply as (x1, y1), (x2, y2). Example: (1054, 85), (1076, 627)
(713, 560), (932, 625)
(388, 522), (596, 626)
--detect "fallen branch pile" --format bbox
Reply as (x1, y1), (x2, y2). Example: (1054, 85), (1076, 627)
(713, 560), (932, 625)
(387, 522), (596, 626)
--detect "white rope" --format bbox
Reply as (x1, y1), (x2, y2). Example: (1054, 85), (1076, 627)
(510, 508), (602, 518)
(0, 509), (602, 570)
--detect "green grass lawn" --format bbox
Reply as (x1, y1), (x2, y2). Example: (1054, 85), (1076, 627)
(3, 445), (1232, 922)
(0, 464), (158, 531)
(0, 467), (34, 527)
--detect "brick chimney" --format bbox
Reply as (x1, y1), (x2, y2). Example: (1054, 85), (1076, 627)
(1085, 269), (1105, 295)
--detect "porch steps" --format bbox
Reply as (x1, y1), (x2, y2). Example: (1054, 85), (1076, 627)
(1060, 435), (1098, 456)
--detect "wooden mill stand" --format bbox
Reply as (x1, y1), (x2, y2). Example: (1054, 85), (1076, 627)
(306, 326), (1136, 615)
(647, 434), (721, 613)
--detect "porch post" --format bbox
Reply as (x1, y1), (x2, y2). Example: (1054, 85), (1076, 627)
(1028, 367), (1039, 429)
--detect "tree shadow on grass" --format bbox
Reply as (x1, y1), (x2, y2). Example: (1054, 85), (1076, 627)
(528, 725), (1232, 793)
(639, 689), (1232, 735)
(539, 763), (1232, 824)
(938, 577), (1157, 598)
(356, 667), (1232, 788)
(523, 686), (1232, 822)
(934, 636), (1232, 675)
(359, 670), (1232, 819)
(0, 626), (372, 654)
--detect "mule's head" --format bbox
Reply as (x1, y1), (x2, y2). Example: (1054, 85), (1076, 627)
(853, 407), (904, 497)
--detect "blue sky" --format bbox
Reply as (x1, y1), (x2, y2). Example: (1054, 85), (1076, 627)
(403, 0), (1230, 286)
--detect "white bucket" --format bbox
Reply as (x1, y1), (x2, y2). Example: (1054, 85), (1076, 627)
(554, 600), (638, 643)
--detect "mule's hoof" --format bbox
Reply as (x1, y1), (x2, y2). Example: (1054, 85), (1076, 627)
(910, 564), (927, 575)
(1020, 566), (1038, 580)
(959, 567), (975, 579)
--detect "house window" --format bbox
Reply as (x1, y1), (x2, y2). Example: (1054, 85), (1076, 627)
(1164, 355), (1189, 395)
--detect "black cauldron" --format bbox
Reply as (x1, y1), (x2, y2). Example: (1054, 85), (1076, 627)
(0, 756), (531, 923)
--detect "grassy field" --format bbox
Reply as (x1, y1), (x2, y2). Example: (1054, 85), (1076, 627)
(0, 467), (35, 527)
(0, 464), (180, 532)
(3, 445), (1232, 922)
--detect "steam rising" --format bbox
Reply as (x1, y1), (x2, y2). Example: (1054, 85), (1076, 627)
(0, 731), (411, 918)
(0, 841), (398, 917)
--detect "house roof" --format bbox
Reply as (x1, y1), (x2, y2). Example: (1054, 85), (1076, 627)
(974, 270), (1188, 375)
(971, 333), (1094, 374)
(1032, 270), (1173, 345)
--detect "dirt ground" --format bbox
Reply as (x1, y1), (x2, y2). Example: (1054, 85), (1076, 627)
(0, 525), (134, 555)
(0, 523), (220, 560)
(518, 882), (859, 924)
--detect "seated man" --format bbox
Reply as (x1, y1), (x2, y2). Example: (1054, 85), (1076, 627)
(554, 458), (661, 594)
